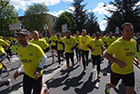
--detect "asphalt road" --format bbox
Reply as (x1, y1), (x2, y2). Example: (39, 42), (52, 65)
(0, 51), (140, 94)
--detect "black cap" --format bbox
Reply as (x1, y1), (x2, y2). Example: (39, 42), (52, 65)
(16, 29), (29, 36)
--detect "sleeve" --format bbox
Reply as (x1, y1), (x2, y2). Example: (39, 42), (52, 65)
(0, 39), (7, 46)
(38, 54), (47, 68)
(106, 42), (118, 55)
(36, 45), (45, 59)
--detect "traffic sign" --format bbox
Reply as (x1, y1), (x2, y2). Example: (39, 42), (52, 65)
(61, 24), (67, 33)
(9, 24), (21, 30)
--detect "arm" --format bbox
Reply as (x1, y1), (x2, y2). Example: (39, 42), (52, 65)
(101, 45), (106, 56)
(86, 44), (93, 51)
(13, 60), (23, 81)
(33, 54), (47, 80)
(71, 43), (78, 50)
(104, 52), (127, 68)
(4, 43), (9, 49)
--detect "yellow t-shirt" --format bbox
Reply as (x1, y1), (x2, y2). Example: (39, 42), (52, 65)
(75, 36), (80, 48)
(0, 39), (7, 69)
(63, 36), (77, 53)
(49, 36), (57, 46)
(88, 39), (103, 55)
(0, 39), (7, 55)
(17, 43), (45, 79)
(106, 37), (136, 74)
(30, 39), (49, 50)
(0, 36), (3, 39)
(79, 35), (91, 51)
(106, 36), (115, 47)
(57, 38), (64, 51)
(100, 36), (106, 45)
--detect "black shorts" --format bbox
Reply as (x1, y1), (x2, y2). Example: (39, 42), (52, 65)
(51, 46), (57, 50)
(111, 71), (135, 87)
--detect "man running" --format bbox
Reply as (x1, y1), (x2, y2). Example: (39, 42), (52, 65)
(30, 30), (50, 53)
(87, 32), (105, 78)
(0, 39), (11, 78)
(63, 30), (78, 76)
(79, 29), (91, 73)
(49, 31), (57, 63)
(74, 31), (81, 63)
(104, 22), (139, 94)
(56, 33), (65, 67)
(13, 29), (47, 94)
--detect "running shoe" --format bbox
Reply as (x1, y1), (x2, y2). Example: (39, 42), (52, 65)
(52, 60), (54, 63)
(66, 71), (70, 76)
(97, 74), (101, 79)
(43, 84), (50, 94)
(8, 61), (11, 63)
(7, 68), (11, 75)
(77, 60), (79, 63)
(105, 84), (110, 94)
(79, 60), (81, 63)
(58, 64), (62, 68)
(7, 78), (12, 90)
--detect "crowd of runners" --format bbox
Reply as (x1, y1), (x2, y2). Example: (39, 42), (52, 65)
(0, 22), (140, 94)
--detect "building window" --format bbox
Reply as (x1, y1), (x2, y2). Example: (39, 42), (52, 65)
(53, 18), (55, 22)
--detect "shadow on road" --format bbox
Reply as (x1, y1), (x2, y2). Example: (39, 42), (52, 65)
(74, 72), (97, 94)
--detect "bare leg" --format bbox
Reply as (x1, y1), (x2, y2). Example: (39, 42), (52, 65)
(125, 86), (134, 94)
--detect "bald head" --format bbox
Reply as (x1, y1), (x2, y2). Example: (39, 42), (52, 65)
(82, 29), (87, 36)
(32, 30), (39, 41)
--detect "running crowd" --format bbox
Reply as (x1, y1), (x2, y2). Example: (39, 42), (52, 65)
(0, 22), (140, 94)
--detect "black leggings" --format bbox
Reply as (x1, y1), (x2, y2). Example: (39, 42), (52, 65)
(65, 53), (74, 64)
(57, 50), (64, 64)
(81, 50), (89, 70)
(91, 55), (101, 74)
(23, 74), (42, 94)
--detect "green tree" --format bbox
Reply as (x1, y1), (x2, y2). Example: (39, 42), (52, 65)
(85, 10), (100, 35)
(23, 3), (51, 33)
(105, 0), (140, 33)
(0, 0), (19, 36)
(71, 0), (88, 32)
(54, 11), (76, 33)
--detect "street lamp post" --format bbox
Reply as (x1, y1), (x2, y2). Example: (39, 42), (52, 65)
(44, 24), (48, 37)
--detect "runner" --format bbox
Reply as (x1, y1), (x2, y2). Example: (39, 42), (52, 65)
(106, 32), (115, 48)
(3, 37), (12, 63)
(87, 32), (105, 78)
(56, 33), (65, 67)
(0, 39), (11, 78)
(13, 29), (47, 94)
(63, 30), (78, 76)
(79, 29), (91, 73)
(49, 31), (57, 63)
(30, 30), (50, 53)
(104, 22), (139, 94)
(74, 31), (81, 63)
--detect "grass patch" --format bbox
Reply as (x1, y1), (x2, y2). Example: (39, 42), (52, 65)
(11, 45), (19, 54)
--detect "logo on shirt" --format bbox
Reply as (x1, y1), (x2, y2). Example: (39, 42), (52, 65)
(95, 45), (100, 47)
(126, 52), (135, 56)
(29, 53), (33, 56)
(125, 48), (129, 51)
(21, 59), (32, 63)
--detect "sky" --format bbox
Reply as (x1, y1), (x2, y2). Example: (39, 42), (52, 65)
(9, 0), (115, 31)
